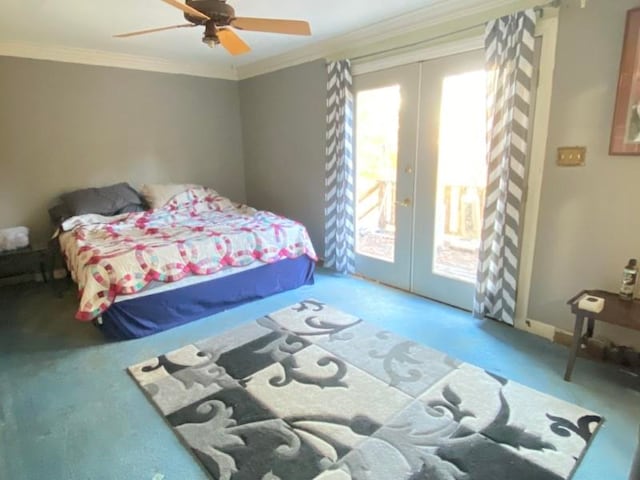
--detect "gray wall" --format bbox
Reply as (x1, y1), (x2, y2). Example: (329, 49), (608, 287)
(0, 57), (245, 244)
(239, 60), (327, 256)
(528, 0), (640, 347)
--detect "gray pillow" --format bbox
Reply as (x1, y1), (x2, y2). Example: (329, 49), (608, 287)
(60, 183), (144, 217)
(116, 204), (146, 215)
(48, 203), (72, 225)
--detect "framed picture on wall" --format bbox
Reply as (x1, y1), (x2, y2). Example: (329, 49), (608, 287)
(611, 7), (640, 155)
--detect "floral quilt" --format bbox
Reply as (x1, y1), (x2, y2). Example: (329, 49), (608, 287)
(59, 188), (317, 321)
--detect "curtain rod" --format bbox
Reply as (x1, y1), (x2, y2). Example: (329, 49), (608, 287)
(349, 0), (561, 64)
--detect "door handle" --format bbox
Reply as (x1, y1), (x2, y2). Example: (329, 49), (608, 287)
(395, 198), (411, 207)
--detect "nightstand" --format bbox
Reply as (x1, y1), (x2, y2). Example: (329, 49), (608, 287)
(565, 289), (640, 381)
(0, 244), (52, 282)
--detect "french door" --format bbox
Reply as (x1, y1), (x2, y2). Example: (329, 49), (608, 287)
(354, 50), (486, 310)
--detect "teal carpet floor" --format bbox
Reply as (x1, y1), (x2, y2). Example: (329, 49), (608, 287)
(0, 269), (638, 479)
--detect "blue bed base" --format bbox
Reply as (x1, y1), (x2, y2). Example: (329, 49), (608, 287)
(100, 256), (315, 340)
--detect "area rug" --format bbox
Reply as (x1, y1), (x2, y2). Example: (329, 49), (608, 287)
(129, 300), (603, 480)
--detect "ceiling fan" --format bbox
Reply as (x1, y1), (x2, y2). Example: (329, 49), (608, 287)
(114, 0), (312, 56)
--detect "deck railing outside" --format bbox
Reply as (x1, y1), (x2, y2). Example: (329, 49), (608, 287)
(356, 182), (485, 282)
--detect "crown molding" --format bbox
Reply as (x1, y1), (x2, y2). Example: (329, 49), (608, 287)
(0, 42), (238, 80)
(0, 0), (548, 82)
(236, 0), (541, 80)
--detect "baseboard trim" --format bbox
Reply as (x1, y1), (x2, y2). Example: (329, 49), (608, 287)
(514, 317), (557, 341)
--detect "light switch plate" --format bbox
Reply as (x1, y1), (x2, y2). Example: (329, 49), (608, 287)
(557, 146), (586, 166)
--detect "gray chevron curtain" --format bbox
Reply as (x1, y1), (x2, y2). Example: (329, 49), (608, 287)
(474, 9), (537, 325)
(324, 60), (355, 274)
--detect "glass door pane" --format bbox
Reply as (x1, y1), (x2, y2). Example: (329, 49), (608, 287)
(433, 70), (487, 283)
(355, 86), (401, 263)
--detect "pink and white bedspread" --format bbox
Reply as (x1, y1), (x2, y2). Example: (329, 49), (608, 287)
(59, 188), (317, 321)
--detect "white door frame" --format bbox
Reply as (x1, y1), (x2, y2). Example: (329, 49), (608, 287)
(513, 16), (559, 338)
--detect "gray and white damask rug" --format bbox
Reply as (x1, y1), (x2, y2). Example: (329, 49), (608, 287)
(129, 300), (603, 480)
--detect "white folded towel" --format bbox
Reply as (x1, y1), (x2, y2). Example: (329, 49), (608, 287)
(0, 226), (30, 252)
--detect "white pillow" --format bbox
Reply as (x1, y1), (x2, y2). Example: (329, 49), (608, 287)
(140, 183), (199, 209)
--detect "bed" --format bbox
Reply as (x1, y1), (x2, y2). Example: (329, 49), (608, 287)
(56, 186), (317, 340)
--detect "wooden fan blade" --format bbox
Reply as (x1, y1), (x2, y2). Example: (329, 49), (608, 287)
(113, 23), (196, 38)
(217, 29), (251, 56)
(231, 17), (311, 36)
(161, 0), (210, 20)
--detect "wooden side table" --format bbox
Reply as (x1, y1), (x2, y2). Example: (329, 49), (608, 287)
(565, 289), (640, 381)
(0, 244), (51, 282)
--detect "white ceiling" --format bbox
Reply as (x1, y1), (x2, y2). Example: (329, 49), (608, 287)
(0, 0), (448, 77)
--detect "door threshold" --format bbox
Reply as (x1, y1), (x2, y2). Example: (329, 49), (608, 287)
(351, 272), (472, 314)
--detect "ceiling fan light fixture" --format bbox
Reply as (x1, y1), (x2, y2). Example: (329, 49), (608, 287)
(203, 35), (218, 48)
(202, 20), (219, 48)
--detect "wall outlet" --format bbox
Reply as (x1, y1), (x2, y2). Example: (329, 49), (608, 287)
(557, 146), (586, 166)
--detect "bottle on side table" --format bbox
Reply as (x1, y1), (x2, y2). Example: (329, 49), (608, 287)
(619, 258), (638, 301)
